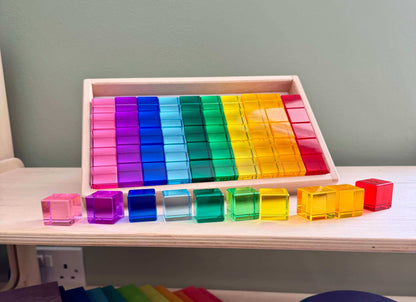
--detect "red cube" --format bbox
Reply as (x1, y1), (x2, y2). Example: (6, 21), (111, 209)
(355, 178), (393, 211)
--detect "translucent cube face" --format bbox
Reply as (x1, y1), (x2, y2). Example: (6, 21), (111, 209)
(128, 189), (157, 222)
(41, 194), (82, 226)
(259, 188), (289, 220)
(162, 189), (191, 221)
(326, 184), (364, 218)
(85, 191), (124, 224)
(297, 186), (336, 221)
(355, 178), (393, 211)
(193, 189), (224, 223)
(226, 187), (259, 221)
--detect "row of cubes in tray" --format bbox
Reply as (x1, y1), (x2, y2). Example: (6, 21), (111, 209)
(41, 178), (393, 225)
(89, 94), (329, 189)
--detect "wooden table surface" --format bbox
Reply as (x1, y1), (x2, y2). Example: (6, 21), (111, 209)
(0, 166), (415, 252)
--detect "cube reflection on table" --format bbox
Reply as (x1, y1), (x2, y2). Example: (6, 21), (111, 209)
(355, 178), (393, 211)
(85, 191), (124, 224)
(259, 188), (289, 220)
(297, 186), (336, 221)
(127, 189), (157, 222)
(226, 187), (259, 221)
(193, 188), (224, 223)
(41, 193), (82, 226)
(162, 189), (191, 221)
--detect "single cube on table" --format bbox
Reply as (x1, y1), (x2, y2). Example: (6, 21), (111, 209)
(85, 191), (124, 224)
(226, 187), (259, 221)
(355, 178), (393, 211)
(162, 189), (192, 221)
(297, 186), (336, 221)
(128, 189), (157, 222)
(41, 193), (82, 226)
(193, 189), (224, 223)
(326, 184), (364, 218)
(259, 188), (289, 220)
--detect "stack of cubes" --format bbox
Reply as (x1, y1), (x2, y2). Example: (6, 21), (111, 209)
(282, 95), (329, 175)
(221, 95), (259, 180)
(115, 97), (142, 187)
(138, 97), (167, 185)
(90, 98), (118, 188)
(201, 96), (237, 181)
(180, 96), (215, 183)
(159, 96), (191, 184)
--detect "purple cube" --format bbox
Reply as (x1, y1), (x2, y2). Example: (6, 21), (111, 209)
(85, 191), (124, 224)
(118, 163), (144, 187)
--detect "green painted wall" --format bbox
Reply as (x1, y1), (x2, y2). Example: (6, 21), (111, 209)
(0, 0), (415, 166)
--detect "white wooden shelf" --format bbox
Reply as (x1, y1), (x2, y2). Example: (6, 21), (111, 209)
(0, 166), (415, 253)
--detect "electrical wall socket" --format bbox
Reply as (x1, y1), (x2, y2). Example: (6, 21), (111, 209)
(37, 246), (86, 287)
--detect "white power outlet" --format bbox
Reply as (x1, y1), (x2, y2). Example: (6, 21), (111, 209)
(37, 247), (86, 287)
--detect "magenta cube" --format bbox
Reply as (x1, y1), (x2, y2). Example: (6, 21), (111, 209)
(91, 113), (115, 130)
(91, 166), (118, 189)
(91, 147), (117, 167)
(91, 129), (116, 148)
(85, 191), (124, 224)
(41, 193), (82, 226)
(355, 178), (394, 211)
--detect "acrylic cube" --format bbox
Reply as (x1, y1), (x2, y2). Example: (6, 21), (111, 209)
(162, 189), (192, 221)
(41, 193), (82, 226)
(127, 189), (157, 222)
(326, 184), (364, 218)
(226, 187), (259, 221)
(259, 188), (289, 220)
(297, 186), (336, 221)
(194, 188), (224, 223)
(85, 191), (124, 224)
(355, 178), (393, 211)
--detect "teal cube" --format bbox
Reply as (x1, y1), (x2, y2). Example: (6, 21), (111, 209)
(193, 189), (224, 223)
(226, 187), (259, 221)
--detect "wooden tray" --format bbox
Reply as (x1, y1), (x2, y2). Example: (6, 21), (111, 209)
(82, 76), (338, 203)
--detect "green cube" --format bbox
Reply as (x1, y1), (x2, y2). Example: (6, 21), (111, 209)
(181, 109), (204, 126)
(184, 126), (207, 142)
(180, 96), (201, 104)
(205, 125), (230, 143)
(187, 142), (211, 160)
(194, 188), (224, 223)
(201, 95), (222, 110)
(202, 109), (226, 125)
(209, 141), (234, 160)
(226, 187), (259, 221)
(190, 160), (215, 182)
(212, 159), (238, 181)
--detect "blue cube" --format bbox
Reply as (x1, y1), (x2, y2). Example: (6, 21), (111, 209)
(140, 144), (165, 163)
(162, 189), (192, 221)
(128, 189), (157, 222)
(138, 111), (161, 128)
(142, 162), (167, 186)
(139, 128), (164, 145)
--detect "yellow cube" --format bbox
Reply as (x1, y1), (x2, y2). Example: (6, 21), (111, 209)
(259, 188), (289, 220)
(297, 186), (336, 221)
(326, 184), (364, 218)
(235, 158), (259, 180)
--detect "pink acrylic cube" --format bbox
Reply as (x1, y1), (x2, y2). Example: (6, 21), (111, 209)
(85, 191), (124, 224)
(41, 194), (82, 226)
(91, 166), (118, 189)
(355, 178), (393, 211)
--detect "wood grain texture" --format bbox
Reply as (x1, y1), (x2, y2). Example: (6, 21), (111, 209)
(0, 167), (415, 253)
(82, 76), (339, 200)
